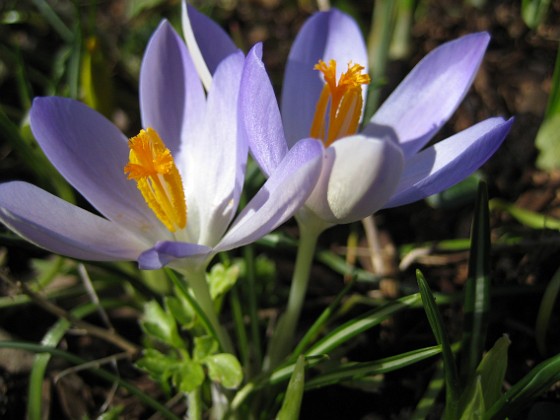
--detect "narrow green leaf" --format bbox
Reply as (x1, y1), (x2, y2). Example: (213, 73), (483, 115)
(459, 376), (485, 420)
(475, 335), (510, 408)
(305, 346), (441, 390)
(416, 270), (460, 419)
(277, 355), (306, 420)
(31, 0), (74, 42)
(536, 266), (560, 355)
(485, 352), (560, 419)
(28, 300), (123, 420)
(411, 360), (445, 420)
(306, 293), (421, 356)
(80, 36), (114, 117)
(461, 181), (491, 381)
(535, 114), (560, 171)
(521, 0), (552, 29)
(0, 341), (180, 420)
(490, 198), (560, 230)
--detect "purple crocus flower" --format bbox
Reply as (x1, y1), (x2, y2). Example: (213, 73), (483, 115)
(185, 6), (513, 228)
(0, 21), (323, 270)
(244, 10), (514, 227)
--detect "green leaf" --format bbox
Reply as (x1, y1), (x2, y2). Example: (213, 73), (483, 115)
(166, 295), (196, 330)
(193, 336), (219, 362)
(521, 0), (552, 29)
(476, 335), (510, 408)
(535, 114), (560, 170)
(461, 181), (491, 381)
(490, 198), (560, 230)
(305, 346), (441, 390)
(536, 266), (560, 355)
(204, 353), (243, 389)
(426, 174), (482, 210)
(276, 355), (306, 420)
(208, 263), (240, 300)
(306, 293), (421, 356)
(80, 36), (114, 117)
(485, 352), (560, 419)
(173, 359), (205, 393)
(459, 376), (485, 420)
(141, 300), (183, 348)
(416, 270), (460, 419)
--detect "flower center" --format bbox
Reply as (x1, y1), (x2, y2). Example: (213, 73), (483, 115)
(124, 127), (187, 232)
(309, 59), (370, 147)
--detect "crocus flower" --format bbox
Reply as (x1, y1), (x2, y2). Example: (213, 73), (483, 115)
(0, 21), (323, 270)
(185, 6), (513, 228)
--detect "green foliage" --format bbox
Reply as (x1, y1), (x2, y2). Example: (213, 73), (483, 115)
(277, 355), (306, 420)
(521, 0), (552, 28)
(535, 40), (560, 170)
(208, 262), (240, 300)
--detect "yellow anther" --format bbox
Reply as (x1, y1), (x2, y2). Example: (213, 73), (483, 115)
(124, 128), (187, 232)
(310, 59), (370, 146)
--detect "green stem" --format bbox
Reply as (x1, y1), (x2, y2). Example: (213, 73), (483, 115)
(188, 389), (202, 420)
(265, 220), (323, 369)
(186, 268), (234, 355)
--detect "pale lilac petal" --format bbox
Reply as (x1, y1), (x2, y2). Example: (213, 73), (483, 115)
(138, 241), (211, 270)
(306, 136), (404, 224)
(0, 182), (147, 261)
(184, 51), (247, 246)
(182, 2), (238, 90)
(364, 33), (490, 158)
(215, 138), (324, 252)
(140, 20), (205, 156)
(30, 97), (166, 238)
(384, 117), (513, 208)
(240, 44), (288, 176)
(282, 9), (367, 147)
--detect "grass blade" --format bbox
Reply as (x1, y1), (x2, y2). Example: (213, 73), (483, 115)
(535, 265), (560, 355)
(485, 352), (560, 419)
(276, 355), (306, 420)
(416, 270), (460, 419)
(461, 181), (491, 381)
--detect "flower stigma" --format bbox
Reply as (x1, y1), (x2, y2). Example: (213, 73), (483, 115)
(310, 59), (370, 147)
(124, 127), (187, 232)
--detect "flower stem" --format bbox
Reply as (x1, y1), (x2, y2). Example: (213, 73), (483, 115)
(265, 220), (323, 369)
(188, 389), (202, 420)
(186, 268), (235, 355)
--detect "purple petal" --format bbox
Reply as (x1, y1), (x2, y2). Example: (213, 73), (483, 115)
(0, 182), (147, 261)
(30, 97), (166, 237)
(364, 32), (490, 158)
(281, 9), (367, 147)
(182, 2), (238, 90)
(183, 51), (247, 246)
(384, 117), (513, 208)
(305, 135), (404, 224)
(215, 138), (324, 252)
(138, 241), (211, 270)
(140, 20), (205, 156)
(240, 44), (288, 176)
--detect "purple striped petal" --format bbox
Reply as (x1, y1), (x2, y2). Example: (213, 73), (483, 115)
(0, 182), (147, 261)
(30, 97), (166, 238)
(215, 138), (324, 252)
(140, 20), (205, 157)
(306, 135), (404, 224)
(240, 43), (288, 176)
(183, 51), (247, 246)
(384, 117), (513, 208)
(364, 32), (490, 158)
(281, 9), (367, 147)
(137, 241), (211, 270)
